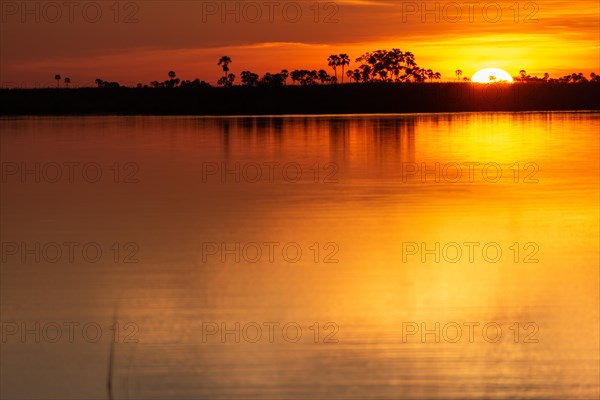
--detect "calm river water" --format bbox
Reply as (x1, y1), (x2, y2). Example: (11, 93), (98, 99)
(1, 112), (599, 399)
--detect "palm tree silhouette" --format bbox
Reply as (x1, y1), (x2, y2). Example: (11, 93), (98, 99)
(327, 55), (340, 82)
(64, 77), (71, 88)
(55, 74), (61, 88)
(339, 53), (350, 83)
(168, 71), (176, 79)
(455, 69), (462, 82)
(218, 56), (232, 82)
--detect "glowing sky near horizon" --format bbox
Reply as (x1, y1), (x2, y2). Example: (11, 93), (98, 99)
(1, 0), (598, 87)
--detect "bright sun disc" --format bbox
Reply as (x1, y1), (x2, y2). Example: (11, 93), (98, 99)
(471, 68), (513, 83)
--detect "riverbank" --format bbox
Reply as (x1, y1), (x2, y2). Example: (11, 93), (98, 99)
(1, 82), (598, 115)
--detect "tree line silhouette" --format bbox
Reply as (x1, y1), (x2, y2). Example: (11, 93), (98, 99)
(513, 69), (599, 83)
(51, 49), (599, 89)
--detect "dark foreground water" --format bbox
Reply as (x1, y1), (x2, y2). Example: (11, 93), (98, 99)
(1, 112), (599, 399)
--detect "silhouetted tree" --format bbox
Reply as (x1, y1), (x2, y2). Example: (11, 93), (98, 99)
(165, 71), (180, 88)
(358, 64), (372, 82)
(317, 69), (331, 84)
(353, 49), (438, 83)
(517, 70), (528, 82)
(426, 69), (434, 82)
(339, 53), (350, 83)
(94, 80), (120, 88)
(260, 72), (284, 86)
(290, 69), (318, 85)
(417, 68), (428, 82)
(218, 72), (235, 87)
(455, 69), (462, 82)
(64, 77), (71, 88)
(355, 52), (373, 80)
(179, 78), (210, 88)
(55, 74), (61, 88)
(218, 56), (232, 84)
(346, 69), (354, 83)
(327, 55), (340, 82)
(290, 70), (300, 85)
(387, 49), (404, 81)
(241, 70), (259, 86)
(402, 52), (416, 81)
(280, 69), (289, 85)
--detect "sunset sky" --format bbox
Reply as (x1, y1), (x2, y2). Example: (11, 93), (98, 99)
(1, 0), (599, 87)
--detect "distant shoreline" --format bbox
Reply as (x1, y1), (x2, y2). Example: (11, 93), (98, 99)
(1, 82), (598, 116)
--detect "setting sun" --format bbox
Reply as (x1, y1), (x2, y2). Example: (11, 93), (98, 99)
(472, 68), (514, 83)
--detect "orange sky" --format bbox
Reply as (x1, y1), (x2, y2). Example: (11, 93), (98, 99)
(1, 0), (599, 87)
